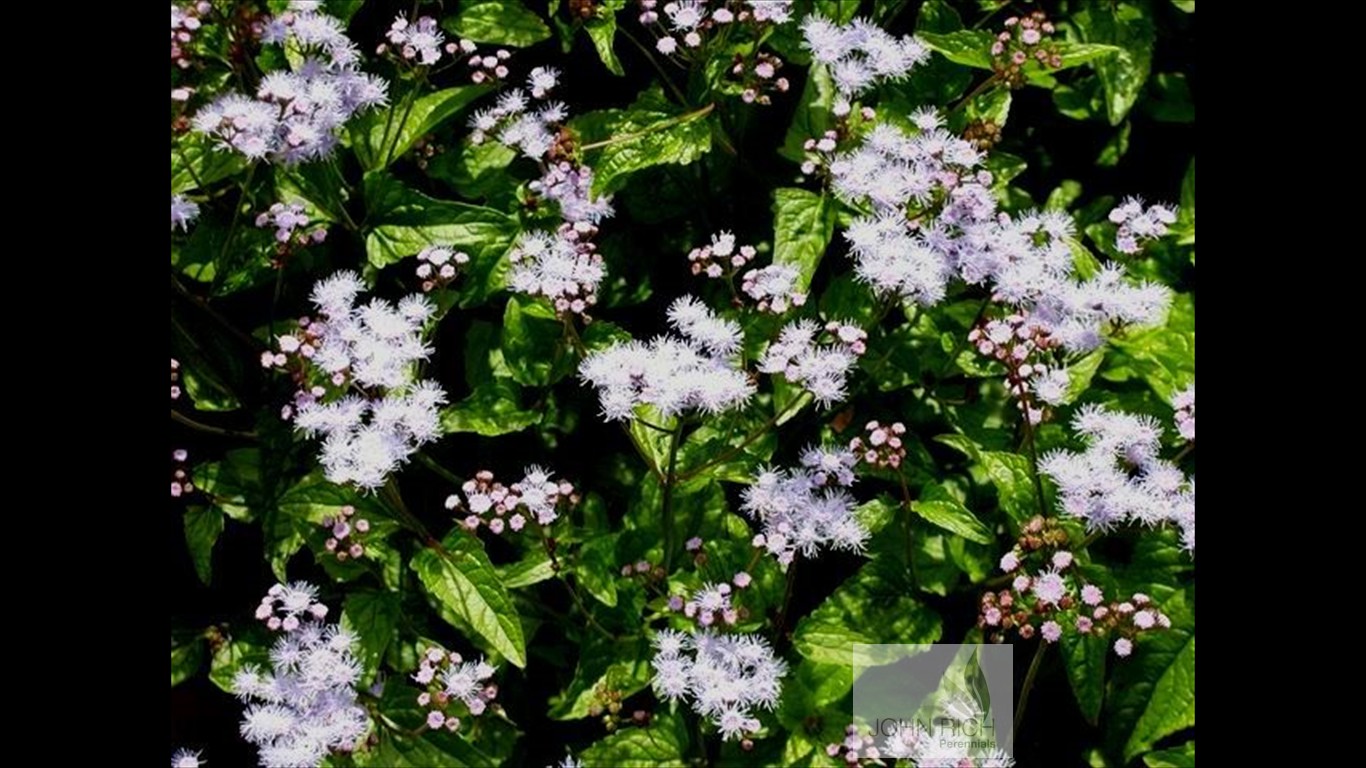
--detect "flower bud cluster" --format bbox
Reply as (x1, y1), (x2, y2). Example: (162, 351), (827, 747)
(321, 505), (370, 561)
(414, 246), (470, 292)
(848, 420), (907, 470)
(412, 647), (499, 731)
(446, 466), (579, 534)
(992, 12), (1062, 88)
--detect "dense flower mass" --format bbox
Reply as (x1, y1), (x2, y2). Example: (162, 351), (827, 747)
(801, 15), (930, 106)
(579, 296), (755, 420)
(193, 8), (387, 164)
(830, 116), (1170, 352)
(758, 319), (867, 407)
(741, 446), (868, 565)
(233, 584), (368, 768)
(265, 271), (446, 490)
(171, 2), (1194, 764)
(1039, 405), (1195, 552)
(651, 628), (787, 741)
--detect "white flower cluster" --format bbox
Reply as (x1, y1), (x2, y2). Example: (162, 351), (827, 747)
(579, 297), (755, 421)
(741, 264), (806, 313)
(801, 15), (929, 109)
(757, 319), (867, 407)
(508, 228), (606, 318)
(269, 272), (446, 490)
(832, 116), (1169, 352)
(194, 9), (387, 165)
(1108, 196), (1178, 255)
(1039, 405), (1195, 553)
(385, 14), (445, 65)
(650, 628), (787, 741)
(468, 81), (565, 159)
(741, 446), (868, 566)
(234, 583), (369, 768)
(471, 70), (616, 317)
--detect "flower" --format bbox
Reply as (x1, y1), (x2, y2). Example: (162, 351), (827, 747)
(234, 585), (368, 768)
(651, 629), (786, 741)
(171, 194), (200, 231)
(170, 748), (203, 768)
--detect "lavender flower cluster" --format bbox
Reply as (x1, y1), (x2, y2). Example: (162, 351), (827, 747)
(741, 445), (868, 565)
(411, 647), (499, 732)
(579, 296), (755, 420)
(830, 112), (1171, 353)
(233, 583), (369, 768)
(1039, 405), (1195, 553)
(801, 15), (930, 110)
(650, 628), (786, 741)
(265, 271), (447, 490)
(757, 319), (867, 407)
(193, 8), (388, 165)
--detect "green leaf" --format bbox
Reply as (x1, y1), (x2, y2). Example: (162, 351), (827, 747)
(362, 173), (519, 293)
(498, 547), (556, 588)
(412, 534), (527, 668)
(1062, 349), (1107, 404)
(1173, 158), (1195, 246)
(171, 636), (205, 687)
(1060, 632), (1107, 724)
(772, 188), (836, 294)
(919, 30), (994, 69)
(1106, 587), (1195, 761)
(576, 534), (620, 607)
(549, 632), (653, 720)
(1144, 742), (1195, 767)
(580, 712), (688, 767)
(1072, 3), (1156, 125)
(171, 135), (248, 194)
(343, 590), (401, 674)
(183, 505), (224, 585)
(793, 563), (942, 665)
(440, 379), (541, 436)
(917, 0), (965, 34)
(351, 86), (491, 171)
(1053, 41), (1124, 70)
(1096, 120), (1131, 167)
(502, 296), (572, 386)
(180, 360), (242, 412)
(572, 104), (714, 196)
(442, 0), (552, 47)
(979, 451), (1039, 525)
(1125, 633), (1195, 759)
(781, 62), (835, 163)
(911, 486), (993, 544)
(586, 13), (625, 76)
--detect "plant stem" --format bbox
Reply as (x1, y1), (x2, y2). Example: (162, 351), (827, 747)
(171, 274), (261, 349)
(1020, 407), (1050, 519)
(676, 393), (810, 482)
(617, 27), (691, 105)
(1173, 442), (1195, 463)
(950, 74), (1002, 114)
(210, 163), (257, 296)
(1014, 641), (1047, 736)
(660, 420), (684, 572)
(170, 409), (258, 439)
(383, 84), (420, 167)
(414, 451), (463, 486)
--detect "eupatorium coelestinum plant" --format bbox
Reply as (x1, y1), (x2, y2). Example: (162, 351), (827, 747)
(172, 1), (1195, 766)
